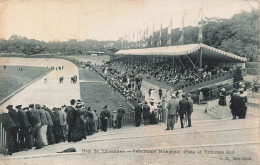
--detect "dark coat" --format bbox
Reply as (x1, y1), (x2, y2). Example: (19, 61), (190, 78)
(134, 104), (143, 115)
(179, 99), (189, 115)
(0, 113), (16, 130)
(65, 106), (77, 126)
(8, 109), (20, 128)
(72, 110), (86, 142)
(45, 111), (53, 126)
(31, 108), (41, 124)
(143, 104), (150, 119)
(17, 109), (31, 128)
(26, 110), (41, 126)
(159, 89), (162, 95)
(39, 108), (48, 125)
(100, 109), (111, 119)
(187, 99), (193, 113)
(45, 108), (59, 123)
(117, 108), (125, 119)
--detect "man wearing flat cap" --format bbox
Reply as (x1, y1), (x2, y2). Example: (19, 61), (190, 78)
(117, 105), (125, 129)
(0, 110), (16, 155)
(100, 106), (111, 132)
(7, 105), (20, 152)
(28, 104), (43, 149)
(16, 105), (31, 151)
(65, 99), (77, 142)
(36, 104), (48, 146)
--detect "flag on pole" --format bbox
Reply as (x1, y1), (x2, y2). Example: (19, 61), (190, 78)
(151, 24), (154, 47)
(167, 17), (172, 46)
(157, 23), (162, 47)
(179, 12), (185, 44)
(198, 8), (203, 43)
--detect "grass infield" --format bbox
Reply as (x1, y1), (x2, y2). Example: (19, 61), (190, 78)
(0, 65), (51, 102)
(79, 69), (132, 114)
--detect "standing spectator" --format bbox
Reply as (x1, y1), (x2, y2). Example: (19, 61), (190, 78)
(117, 105), (125, 129)
(178, 94), (189, 128)
(148, 87), (152, 97)
(0, 111), (16, 155)
(186, 93), (193, 127)
(93, 110), (99, 133)
(142, 102), (150, 126)
(45, 107), (59, 143)
(239, 88), (248, 119)
(58, 108), (66, 141)
(86, 107), (95, 135)
(166, 95), (179, 130)
(199, 91), (204, 104)
(134, 103), (143, 127)
(72, 102), (86, 142)
(44, 107), (55, 145)
(230, 89), (240, 120)
(100, 106), (111, 132)
(112, 111), (117, 129)
(218, 88), (226, 106)
(36, 104), (48, 146)
(158, 87), (163, 100)
(65, 99), (77, 142)
(28, 104), (43, 149)
(7, 105), (20, 152)
(16, 105), (31, 151)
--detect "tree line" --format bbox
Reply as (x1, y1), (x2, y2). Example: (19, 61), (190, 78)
(0, 10), (258, 61)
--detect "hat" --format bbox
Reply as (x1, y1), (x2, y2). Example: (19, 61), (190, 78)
(77, 99), (82, 103)
(35, 104), (41, 109)
(119, 105), (122, 107)
(76, 104), (82, 108)
(70, 99), (75, 103)
(103, 105), (108, 109)
(238, 88), (244, 92)
(182, 94), (186, 98)
(113, 111), (117, 113)
(29, 104), (34, 108)
(6, 105), (13, 110)
(23, 107), (29, 110)
(16, 105), (22, 109)
(144, 101), (148, 104)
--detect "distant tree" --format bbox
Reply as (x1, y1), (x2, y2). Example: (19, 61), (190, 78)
(233, 68), (244, 89)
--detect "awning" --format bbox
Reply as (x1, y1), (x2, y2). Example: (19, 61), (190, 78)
(114, 44), (247, 62)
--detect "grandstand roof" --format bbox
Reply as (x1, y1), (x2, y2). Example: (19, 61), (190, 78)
(114, 44), (247, 62)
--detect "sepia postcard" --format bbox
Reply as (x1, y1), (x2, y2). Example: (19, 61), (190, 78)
(0, 0), (259, 164)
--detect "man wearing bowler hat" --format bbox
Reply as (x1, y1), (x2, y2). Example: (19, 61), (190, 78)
(65, 99), (77, 142)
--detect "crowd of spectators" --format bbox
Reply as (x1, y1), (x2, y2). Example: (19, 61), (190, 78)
(102, 58), (233, 87)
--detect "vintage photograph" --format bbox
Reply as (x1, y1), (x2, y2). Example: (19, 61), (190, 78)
(0, 0), (259, 164)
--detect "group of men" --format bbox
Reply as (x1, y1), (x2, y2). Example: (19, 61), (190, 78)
(166, 93), (193, 130)
(1, 104), (67, 155)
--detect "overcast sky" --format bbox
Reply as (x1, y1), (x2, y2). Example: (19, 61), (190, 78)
(0, 0), (258, 41)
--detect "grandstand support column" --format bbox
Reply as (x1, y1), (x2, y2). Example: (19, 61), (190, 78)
(199, 48), (203, 76)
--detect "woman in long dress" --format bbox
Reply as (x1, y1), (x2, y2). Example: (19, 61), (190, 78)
(218, 88), (226, 106)
(72, 104), (86, 142)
